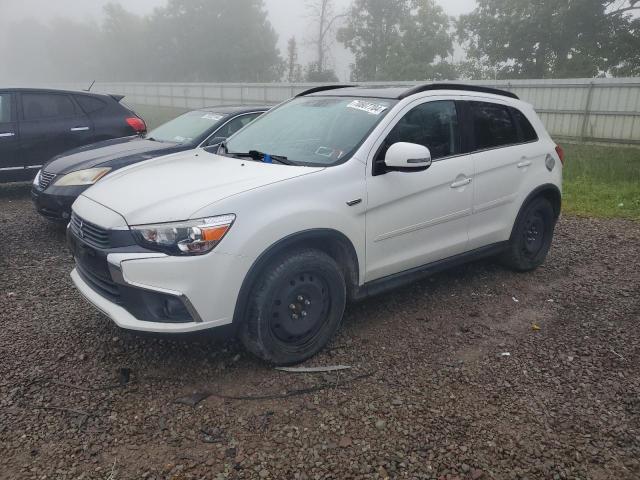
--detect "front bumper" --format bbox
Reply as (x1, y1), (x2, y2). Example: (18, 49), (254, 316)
(71, 268), (216, 333)
(67, 205), (253, 334)
(32, 184), (88, 222)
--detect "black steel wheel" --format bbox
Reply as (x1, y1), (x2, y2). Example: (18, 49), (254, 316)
(241, 249), (346, 365)
(501, 197), (556, 272)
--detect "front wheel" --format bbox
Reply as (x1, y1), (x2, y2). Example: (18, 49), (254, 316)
(501, 197), (557, 272)
(240, 249), (346, 365)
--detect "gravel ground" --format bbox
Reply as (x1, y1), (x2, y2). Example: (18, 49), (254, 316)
(1, 182), (639, 480)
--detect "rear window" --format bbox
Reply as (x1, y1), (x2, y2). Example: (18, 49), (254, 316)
(511, 108), (538, 143)
(76, 95), (107, 113)
(22, 93), (76, 120)
(471, 101), (519, 150)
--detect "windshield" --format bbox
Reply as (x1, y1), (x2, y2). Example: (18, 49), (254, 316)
(147, 110), (226, 143)
(224, 96), (396, 166)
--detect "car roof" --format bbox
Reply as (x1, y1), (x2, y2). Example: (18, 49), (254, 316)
(304, 86), (409, 99)
(301, 83), (519, 101)
(200, 105), (271, 115)
(0, 87), (115, 99)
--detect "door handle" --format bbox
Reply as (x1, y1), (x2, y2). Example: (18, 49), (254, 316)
(70, 127), (90, 132)
(0, 132), (16, 137)
(517, 161), (532, 168)
(450, 178), (472, 188)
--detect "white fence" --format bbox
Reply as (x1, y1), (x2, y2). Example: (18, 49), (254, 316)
(62, 78), (640, 144)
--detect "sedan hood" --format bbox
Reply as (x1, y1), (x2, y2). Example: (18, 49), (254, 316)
(81, 150), (323, 225)
(44, 137), (184, 175)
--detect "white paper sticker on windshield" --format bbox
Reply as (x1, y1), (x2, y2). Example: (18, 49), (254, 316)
(202, 113), (224, 121)
(346, 100), (388, 115)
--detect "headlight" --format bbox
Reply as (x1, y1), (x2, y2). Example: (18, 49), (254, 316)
(33, 170), (41, 187)
(131, 214), (236, 256)
(54, 167), (112, 187)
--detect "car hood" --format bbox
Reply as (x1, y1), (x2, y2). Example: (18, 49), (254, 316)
(81, 150), (323, 225)
(44, 137), (184, 175)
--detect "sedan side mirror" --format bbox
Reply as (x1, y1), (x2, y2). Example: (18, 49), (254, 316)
(384, 142), (432, 172)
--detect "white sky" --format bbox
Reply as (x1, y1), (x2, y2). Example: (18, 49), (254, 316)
(0, 0), (477, 81)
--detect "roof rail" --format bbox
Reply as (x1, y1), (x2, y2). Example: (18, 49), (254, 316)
(296, 85), (357, 97)
(398, 83), (519, 100)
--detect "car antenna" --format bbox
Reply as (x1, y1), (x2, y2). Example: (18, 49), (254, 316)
(84, 80), (96, 92)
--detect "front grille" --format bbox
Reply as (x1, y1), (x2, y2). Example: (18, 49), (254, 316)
(76, 261), (121, 304)
(70, 213), (111, 249)
(39, 171), (56, 190)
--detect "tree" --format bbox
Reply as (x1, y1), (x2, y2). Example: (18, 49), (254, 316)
(610, 12), (640, 76)
(305, 0), (344, 82)
(338, 0), (455, 81)
(102, 3), (150, 81)
(0, 0), (285, 84)
(286, 37), (303, 82)
(305, 64), (339, 81)
(147, 0), (284, 82)
(458, 0), (640, 79)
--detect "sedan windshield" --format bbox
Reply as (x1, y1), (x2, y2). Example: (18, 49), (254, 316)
(224, 96), (396, 166)
(147, 110), (226, 144)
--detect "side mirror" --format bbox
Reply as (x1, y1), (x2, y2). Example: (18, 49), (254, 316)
(384, 142), (432, 172)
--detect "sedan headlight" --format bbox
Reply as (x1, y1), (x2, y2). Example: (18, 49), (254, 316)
(131, 214), (236, 256)
(54, 167), (112, 187)
(33, 169), (41, 186)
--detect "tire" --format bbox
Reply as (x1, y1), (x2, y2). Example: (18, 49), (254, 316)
(501, 197), (557, 272)
(240, 249), (347, 365)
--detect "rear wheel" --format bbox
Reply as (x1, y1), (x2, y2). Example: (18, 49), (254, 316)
(501, 197), (556, 272)
(240, 249), (346, 365)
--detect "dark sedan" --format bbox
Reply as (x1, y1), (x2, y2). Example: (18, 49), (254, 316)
(1, 88), (146, 183)
(31, 105), (268, 222)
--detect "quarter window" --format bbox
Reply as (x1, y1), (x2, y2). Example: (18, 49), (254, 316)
(76, 95), (107, 113)
(0, 94), (12, 122)
(511, 108), (538, 142)
(379, 100), (461, 160)
(471, 101), (519, 150)
(22, 93), (76, 120)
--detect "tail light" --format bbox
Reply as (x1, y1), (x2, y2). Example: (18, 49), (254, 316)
(126, 117), (146, 134)
(555, 145), (565, 165)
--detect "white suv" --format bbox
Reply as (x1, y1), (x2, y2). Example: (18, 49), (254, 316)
(68, 84), (563, 365)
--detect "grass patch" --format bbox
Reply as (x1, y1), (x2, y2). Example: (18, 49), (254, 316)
(562, 143), (640, 220)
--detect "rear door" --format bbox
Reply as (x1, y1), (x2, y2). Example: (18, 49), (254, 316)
(0, 92), (24, 181)
(19, 91), (93, 170)
(467, 100), (542, 249)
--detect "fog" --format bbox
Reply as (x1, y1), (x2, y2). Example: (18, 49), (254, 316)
(0, 0), (637, 84)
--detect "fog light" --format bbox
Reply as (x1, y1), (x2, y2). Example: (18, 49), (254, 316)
(163, 297), (189, 319)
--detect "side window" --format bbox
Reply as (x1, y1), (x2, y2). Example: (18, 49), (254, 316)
(471, 101), (519, 150)
(0, 94), (12, 122)
(215, 113), (262, 138)
(379, 101), (461, 161)
(75, 95), (107, 114)
(511, 108), (538, 143)
(22, 93), (76, 121)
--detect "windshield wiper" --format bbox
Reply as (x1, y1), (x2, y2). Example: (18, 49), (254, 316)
(227, 149), (295, 165)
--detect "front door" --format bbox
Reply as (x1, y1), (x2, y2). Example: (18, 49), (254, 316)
(365, 99), (473, 282)
(0, 92), (25, 182)
(18, 91), (93, 175)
